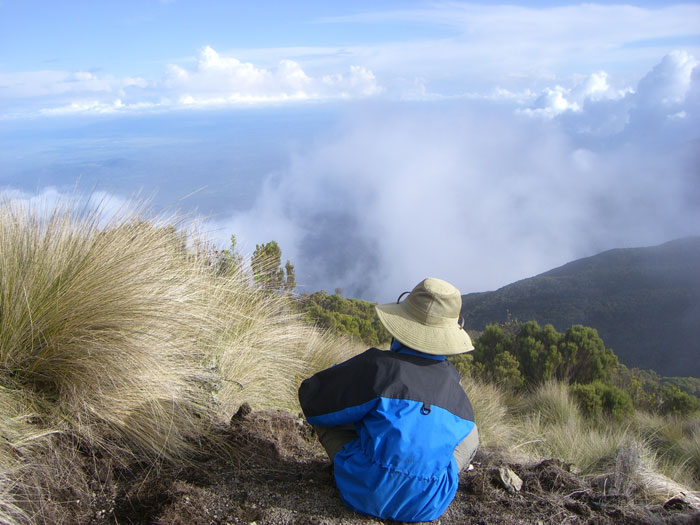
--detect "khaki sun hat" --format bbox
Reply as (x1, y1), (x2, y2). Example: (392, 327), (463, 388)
(375, 277), (474, 356)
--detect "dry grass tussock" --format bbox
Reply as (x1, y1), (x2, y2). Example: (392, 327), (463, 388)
(0, 197), (353, 522)
(632, 411), (700, 490)
(484, 380), (700, 504)
(0, 200), (216, 464)
(460, 376), (516, 452)
(511, 381), (653, 491)
(211, 268), (363, 415)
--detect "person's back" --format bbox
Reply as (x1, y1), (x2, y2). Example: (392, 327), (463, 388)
(298, 278), (479, 522)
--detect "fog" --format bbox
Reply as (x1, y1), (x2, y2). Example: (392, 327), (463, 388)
(2, 54), (698, 302)
(216, 54), (700, 301)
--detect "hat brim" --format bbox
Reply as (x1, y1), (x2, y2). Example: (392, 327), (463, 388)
(376, 302), (474, 355)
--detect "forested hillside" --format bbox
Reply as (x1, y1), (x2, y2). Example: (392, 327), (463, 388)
(460, 237), (700, 378)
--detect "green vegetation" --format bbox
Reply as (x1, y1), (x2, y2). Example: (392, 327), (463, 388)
(472, 321), (620, 386)
(468, 321), (697, 419)
(294, 286), (698, 420)
(570, 381), (634, 421)
(296, 291), (391, 347)
(460, 237), (700, 378)
(251, 240), (296, 292)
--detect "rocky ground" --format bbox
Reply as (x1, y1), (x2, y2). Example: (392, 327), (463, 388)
(85, 407), (700, 524)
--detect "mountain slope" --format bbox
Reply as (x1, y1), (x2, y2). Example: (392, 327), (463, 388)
(461, 237), (700, 378)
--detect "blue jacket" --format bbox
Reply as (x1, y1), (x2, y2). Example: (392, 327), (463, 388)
(298, 343), (475, 522)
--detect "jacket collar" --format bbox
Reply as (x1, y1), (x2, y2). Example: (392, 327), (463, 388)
(390, 339), (446, 361)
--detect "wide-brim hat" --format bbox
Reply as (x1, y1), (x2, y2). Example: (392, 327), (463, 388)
(375, 277), (474, 356)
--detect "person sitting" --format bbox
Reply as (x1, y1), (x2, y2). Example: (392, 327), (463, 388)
(298, 277), (478, 522)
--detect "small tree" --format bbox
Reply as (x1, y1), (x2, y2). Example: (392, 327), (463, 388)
(660, 385), (700, 416)
(514, 321), (562, 384)
(491, 351), (524, 390)
(471, 325), (523, 389)
(251, 240), (296, 293)
(284, 259), (296, 293)
(214, 234), (244, 275)
(559, 325), (618, 384)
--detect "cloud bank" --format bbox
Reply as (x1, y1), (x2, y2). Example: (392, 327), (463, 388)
(1, 46), (381, 118)
(216, 52), (700, 301)
(163, 46), (381, 107)
(3, 3), (699, 119)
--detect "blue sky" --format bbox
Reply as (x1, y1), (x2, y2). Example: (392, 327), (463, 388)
(1, 1), (699, 299)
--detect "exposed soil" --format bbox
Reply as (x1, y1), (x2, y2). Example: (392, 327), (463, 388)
(76, 407), (700, 524)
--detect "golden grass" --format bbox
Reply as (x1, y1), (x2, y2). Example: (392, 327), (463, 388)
(0, 201), (218, 464)
(0, 196), (364, 519)
(209, 267), (365, 416)
(460, 376), (515, 451)
(632, 411), (700, 488)
(0, 475), (28, 525)
(1, 196), (698, 520)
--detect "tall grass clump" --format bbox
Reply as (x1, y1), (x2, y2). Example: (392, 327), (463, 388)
(210, 266), (364, 415)
(633, 411), (700, 489)
(0, 473), (27, 525)
(0, 386), (45, 525)
(512, 381), (646, 476)
(460, 376), (515, 452)
(520, 380), (581, 427)
(0, 199), (215, 464)
(0, 196), (359, 521)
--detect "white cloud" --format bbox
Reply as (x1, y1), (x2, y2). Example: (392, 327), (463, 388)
(37, 98), (158, 116)
(635, 50), (698, 108)
(1, 46), (382, 117)
(162, 46), (381, 106)
(0, 69), (147, 99)
(524, 86), (580, 117)
(516, 51), (698, 138)
(518, 71), (633, 119)
(0, 187), (140, 226)
(214, 52), (700, 300)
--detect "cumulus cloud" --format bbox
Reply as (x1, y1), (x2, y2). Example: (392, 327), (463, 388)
(519, 71), (631, 118)
(162, 46), (381, 105)
(636, 50), (698, 107)
(215, 53), (700, 300)
(517, 51), (699, 142)
(1, 46), (381, 117)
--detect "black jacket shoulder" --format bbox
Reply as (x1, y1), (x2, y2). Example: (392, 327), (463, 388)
(299, 348), (473, 421)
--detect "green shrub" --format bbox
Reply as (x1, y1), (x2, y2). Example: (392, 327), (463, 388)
(571, 381), (634, 421)
(447, 353), (472, 378)
(297, 291), (391, 347)
(660, 385), (700, 417)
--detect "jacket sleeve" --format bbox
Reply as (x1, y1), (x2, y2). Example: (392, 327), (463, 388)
(453, 424), (479, 471)
(298, 349), (380, 427)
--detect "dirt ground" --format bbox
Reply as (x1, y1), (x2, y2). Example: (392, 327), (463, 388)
(82, 407), (700, 525)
